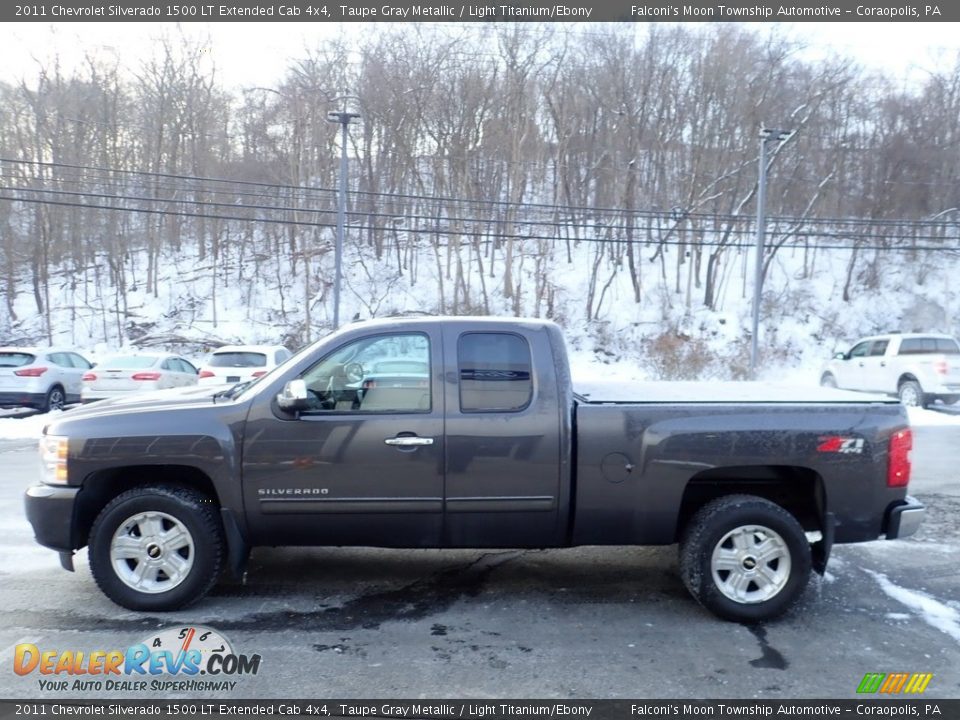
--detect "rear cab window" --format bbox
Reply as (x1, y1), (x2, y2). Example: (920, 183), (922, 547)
(458, 333), (533, 412)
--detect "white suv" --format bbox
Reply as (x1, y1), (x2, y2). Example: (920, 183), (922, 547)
(0, 347), (93, 412)
(197, 345), (292, 386)
(820, 333), (960, 407)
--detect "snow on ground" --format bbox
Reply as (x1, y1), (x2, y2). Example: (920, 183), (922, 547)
(907, 407), (960, 427)
(865, 569), (960, 644)
(0, 411), (60, 440)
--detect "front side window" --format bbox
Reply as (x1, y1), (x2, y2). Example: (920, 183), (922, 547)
(458, 333), (533, 412)
(300, 333), (430, 413)
(849, 342), (872, 358)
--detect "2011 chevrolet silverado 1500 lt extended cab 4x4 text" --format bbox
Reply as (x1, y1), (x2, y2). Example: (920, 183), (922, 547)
(24, 317), (924, 622)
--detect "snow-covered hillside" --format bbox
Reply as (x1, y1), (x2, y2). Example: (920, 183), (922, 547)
(3, 228), (958, 385)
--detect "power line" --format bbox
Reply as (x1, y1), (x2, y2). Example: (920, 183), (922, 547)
(6, 184), (960, 243)
(4, 156), (958, 231)
(2, 193), (958, 254)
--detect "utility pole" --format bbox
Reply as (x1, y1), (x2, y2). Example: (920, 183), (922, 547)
(326, 108), (361, 330)
(751, 127), (793, 378)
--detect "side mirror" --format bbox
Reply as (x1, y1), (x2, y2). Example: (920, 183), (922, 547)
(277, 379), (310, 412)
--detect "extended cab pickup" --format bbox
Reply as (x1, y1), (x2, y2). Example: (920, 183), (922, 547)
(25, 317), (924, 621)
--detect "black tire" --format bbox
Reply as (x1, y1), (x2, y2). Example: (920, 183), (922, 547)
(679, 494), (811, 622)
(43, 385), (66, 412)
(898, 380), (926, 408)
(88, 485), (224, 611)
(940, 395), (960, 406)
(819, 373), (837, 388)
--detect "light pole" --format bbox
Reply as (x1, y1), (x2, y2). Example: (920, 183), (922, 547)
(750, 127), (793, 378)
(326, 109), (361, 330)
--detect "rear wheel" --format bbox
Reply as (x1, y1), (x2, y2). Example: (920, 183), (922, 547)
(898, 380), (926, 408)
(42, 385), (65, 412)
(680, 495), (811, 622)
(89, 485), (224, 611)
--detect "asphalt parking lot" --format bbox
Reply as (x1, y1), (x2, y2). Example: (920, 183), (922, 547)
(0, 424), (958, 700)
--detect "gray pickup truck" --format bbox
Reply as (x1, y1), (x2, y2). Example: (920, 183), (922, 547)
(24, 317), (924, 622)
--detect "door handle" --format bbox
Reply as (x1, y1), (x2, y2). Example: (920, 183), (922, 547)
(384, 436), (434, 447)
(880, 361), (886, 367)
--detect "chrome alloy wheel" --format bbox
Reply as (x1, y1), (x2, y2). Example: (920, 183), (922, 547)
(110, 511), (195, 594)
(710, 524), (791, 604)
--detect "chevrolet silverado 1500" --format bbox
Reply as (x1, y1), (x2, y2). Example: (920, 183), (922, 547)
(24, 317), (924, 621)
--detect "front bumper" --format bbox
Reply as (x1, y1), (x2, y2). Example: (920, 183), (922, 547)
(886, 495), (925, 539)
(24, 483), (79, 553)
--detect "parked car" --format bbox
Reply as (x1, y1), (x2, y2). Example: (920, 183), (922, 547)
(25, 317), (922, 622)
(820, 332), (960, 407)
(196, 344), (291, 386)
(81, 353), (199, 402)
(0, 347), (92, 412)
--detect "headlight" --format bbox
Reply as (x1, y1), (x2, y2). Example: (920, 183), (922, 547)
(40, 434), (69, 485)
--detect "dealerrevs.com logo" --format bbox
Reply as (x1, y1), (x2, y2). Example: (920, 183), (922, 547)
(13, 625), (261, 693)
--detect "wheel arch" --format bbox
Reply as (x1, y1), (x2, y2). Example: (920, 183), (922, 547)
(897, 373), (920, 388)
(73, 465), (220, 550)
(676, 465), (826, 543)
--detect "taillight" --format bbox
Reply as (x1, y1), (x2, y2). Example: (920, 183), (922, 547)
(14, 366), (48, 377)
(131, 372), (162, 381)
(252, 370), (267, 378)
(888, 428), (912, 487)
(934, 360), (948, 375)
(198, 370), (215, 378)
(82, 372), (97, 382)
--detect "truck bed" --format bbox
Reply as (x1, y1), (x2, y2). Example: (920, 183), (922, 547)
(573, 379), (896, 404)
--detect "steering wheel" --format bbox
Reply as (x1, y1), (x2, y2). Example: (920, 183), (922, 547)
(344, 362), (365, 384)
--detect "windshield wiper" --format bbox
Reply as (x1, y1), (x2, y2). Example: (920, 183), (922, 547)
(212, 381), (251, 402)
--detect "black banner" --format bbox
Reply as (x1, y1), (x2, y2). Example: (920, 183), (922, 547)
(2, 0), (958, 23)
(0, 700), (957, 720)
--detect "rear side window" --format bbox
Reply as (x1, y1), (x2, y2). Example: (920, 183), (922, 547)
(458, 333), (533, 413)
(898, 338), (958, 355)
(0, 352), (35, 367)
(210, 352), (267, 368)
(868, 340), (889, 357)
(67, 353), (92, 369)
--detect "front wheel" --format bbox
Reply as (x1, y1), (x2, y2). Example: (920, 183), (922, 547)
(679, 495), (811, 622)
(819, 373), (837, 389)
(89, 486), (225, 611)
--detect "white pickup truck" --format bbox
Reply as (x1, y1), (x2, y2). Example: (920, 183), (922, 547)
(820, 332), (960, 407)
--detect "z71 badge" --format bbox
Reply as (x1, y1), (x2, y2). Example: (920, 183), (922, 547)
(817, 436), (865, 454)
